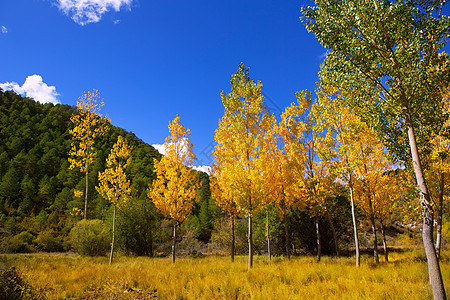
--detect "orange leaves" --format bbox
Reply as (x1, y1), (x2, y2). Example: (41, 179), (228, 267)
(96, 136), (132, 209)
(148, 115), (199, 224)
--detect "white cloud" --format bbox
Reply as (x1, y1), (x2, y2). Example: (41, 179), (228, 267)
(193, 165), (212, 174)
(0, 75), (60, 104)
(152, 143), (165, 155)
(55, 0), (133, 26)
(152, 141), (211, 174)
(1, 26), (7, 34)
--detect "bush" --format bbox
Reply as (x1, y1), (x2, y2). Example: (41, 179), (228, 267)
(35, 231), (65, 252)
(0, 231), (35, 253)
(0, 267), (45, 300)
(69, 219), (110, 256)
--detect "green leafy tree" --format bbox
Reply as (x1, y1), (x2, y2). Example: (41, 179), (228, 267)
(303, 1), (449, 296)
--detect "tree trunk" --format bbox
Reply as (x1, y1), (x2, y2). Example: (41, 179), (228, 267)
(436, 172), (444, 260)
(231, 215), (235, 263)
(266, 209), (271, 261)
(315, 212), (321, 263)
(84, 161), (89, 219)
(326, 208), (339, 257)
(109, 206), (116, 265)
(349, 182), (360, 267)
(172, 223), (176, 263)
(248, 212), (253, 270)
(380, 220), (389, 263)
(371, 215), (379, 264)
(404, 107), (446, 299)
(285, 214), (291, 259)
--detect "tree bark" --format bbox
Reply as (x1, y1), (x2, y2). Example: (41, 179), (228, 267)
(231, 215), (235, 263)
(315, 212), (321, 263)
(404, 107), (446, 299)
(326, 208), (339, 257)
(84, 161), (89, 219)
(380, 220), (389, 262)
(285, 214), (291, 259)
(371, 215), (379, 264)
(248, 212), (253, 270)
(172, 223), (176, 264)
(109, 206), (116, 265)
(349, 182), (360, 267)
(266, 209), (271, 261)
(436, 172), (444, 260)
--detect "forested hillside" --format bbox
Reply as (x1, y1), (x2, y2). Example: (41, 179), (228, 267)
(0, 89), (168, 252)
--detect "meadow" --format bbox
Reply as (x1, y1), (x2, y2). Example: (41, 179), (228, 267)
(1, 248), (450, 299)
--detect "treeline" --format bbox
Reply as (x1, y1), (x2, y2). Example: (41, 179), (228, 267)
(0, 89), (363, 257)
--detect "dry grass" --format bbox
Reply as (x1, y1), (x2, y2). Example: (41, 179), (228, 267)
(1, 248), (449, 299)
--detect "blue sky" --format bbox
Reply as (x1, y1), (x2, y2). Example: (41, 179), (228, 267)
(0, 0), (329, 171)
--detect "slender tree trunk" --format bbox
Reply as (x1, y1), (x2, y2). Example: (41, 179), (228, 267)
(326, 208), (339, 257)
(436, 172), (444, 260)
(266, 209), (271, 261)
(84, 161), (89, 219)
(172, 223), (176, 263)
(285, 214), (291, 259)
(380, 220), (388, 263)
(109, 206), (116, 265)
(349, 183), (360, 267)
(371, 215), (379, 264)
(315, 212), (321, 263)
(231, 215), (235, 263)
(404, 107), (446, 299)
(248, 211), (253, 270)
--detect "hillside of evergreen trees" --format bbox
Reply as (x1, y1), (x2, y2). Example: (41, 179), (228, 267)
(0, 89), (363, 257)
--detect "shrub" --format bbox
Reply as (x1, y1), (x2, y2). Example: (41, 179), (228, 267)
(0, 267), (45, 300)
(69, 219), (110, 256)
(35, 231), (65, 252)
(0, 231), (35, 253)
(16, 231), (33, 245)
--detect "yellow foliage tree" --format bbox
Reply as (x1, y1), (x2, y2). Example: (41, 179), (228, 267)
(210, 175), (239, 262)
(96, 136), (132, 264)
(69, 90), (109, 219)
(428, 87), (450, 259)
(316, 88), (370, 266)
(213, 63), (277, 269)
(290, 91), (339, 262)
(148, 115), (199, 263)
(352, 132), (395, 264)
(373, 170), (399, 262)
(272, 100), (308, 259)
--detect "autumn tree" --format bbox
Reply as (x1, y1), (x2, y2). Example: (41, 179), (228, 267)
(373, 170), (399, 262)
(289, 92), (339, 262)
(272, 100), (308, 259)
(148, 115), (199, 263)
(428, 86), (450, 259)
(210, 175), (239, 262)
(96, 136), (132, 264)
(303, 1), (450, 295)
(352, 131), (394, 264)
(213, 63), (277, 269)
(316, 90), (367, 266)
(69, 90), (109, 219)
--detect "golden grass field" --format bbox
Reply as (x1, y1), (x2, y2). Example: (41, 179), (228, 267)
(1, 248), (449, 299)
